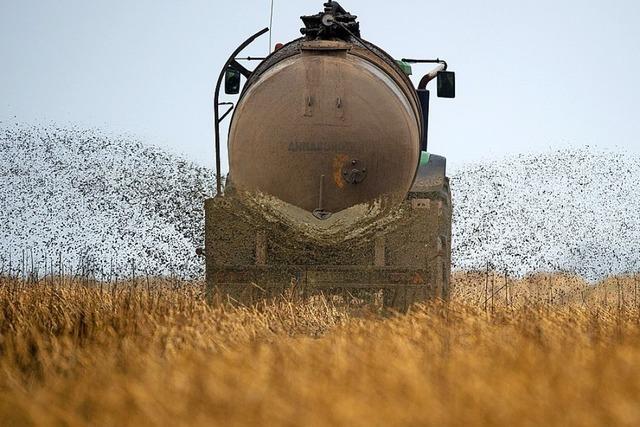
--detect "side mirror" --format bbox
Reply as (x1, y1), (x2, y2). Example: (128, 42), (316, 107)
(225, 67), (241, 95)
(437, 71), (455, 98)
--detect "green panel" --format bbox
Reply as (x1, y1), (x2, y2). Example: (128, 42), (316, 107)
(395, 60), (413, 76)
(420, 151), (431, 166)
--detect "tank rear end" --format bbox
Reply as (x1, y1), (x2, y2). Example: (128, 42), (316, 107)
(229, 39), (421, 220)
(204, 2), (455, 309)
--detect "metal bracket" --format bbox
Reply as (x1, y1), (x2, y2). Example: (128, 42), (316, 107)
(401, 58), (448, 89)
(213, 27), (270, 196)
(229, 60), (252, 79)
(218, 102), (235, 123)
(342, 159), (367, 184)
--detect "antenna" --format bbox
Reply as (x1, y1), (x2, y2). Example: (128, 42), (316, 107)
(268, 0), (275, 53)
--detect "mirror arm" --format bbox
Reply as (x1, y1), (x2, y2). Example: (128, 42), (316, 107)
(230, 59), (252, 79)
(213, 27), (270, 196)
(401, 58), (449, 90)
(236, 57), (267, 61)
(402, 58), (448, 70)
(418, 63), (447, 90)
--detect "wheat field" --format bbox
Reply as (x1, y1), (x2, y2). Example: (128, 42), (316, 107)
(1, 273), (640, 426)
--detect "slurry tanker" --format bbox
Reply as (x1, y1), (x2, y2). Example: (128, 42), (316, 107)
(203, 1), (456, 309)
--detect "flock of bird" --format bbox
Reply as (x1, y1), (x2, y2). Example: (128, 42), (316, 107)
(451, 147), (640, 280)
(1, 125), (638, 281)
(0, 125), (212, 279)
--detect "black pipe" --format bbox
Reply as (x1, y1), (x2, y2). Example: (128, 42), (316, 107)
(417, 89), (430, 152)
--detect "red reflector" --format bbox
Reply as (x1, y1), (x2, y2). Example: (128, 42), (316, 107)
(274, 43), (284, 51)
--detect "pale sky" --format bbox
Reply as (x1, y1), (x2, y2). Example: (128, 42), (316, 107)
(1, 0), (639, 171)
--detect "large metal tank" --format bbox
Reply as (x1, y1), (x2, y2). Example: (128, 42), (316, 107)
(204, 1), (455, 309)
(228, 37), (423, 220)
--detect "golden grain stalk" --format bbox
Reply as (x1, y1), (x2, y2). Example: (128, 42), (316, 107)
(1, 274), (639, 426)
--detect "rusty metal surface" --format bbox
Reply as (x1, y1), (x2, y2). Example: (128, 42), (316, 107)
(211, 265), (431, 288)
(204, 178), (452, 307)
(412, 154), (447, 193)
(228, 40), (422, 219)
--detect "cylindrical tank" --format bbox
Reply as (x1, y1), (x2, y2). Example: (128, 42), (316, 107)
(228, 38), (422, 220)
